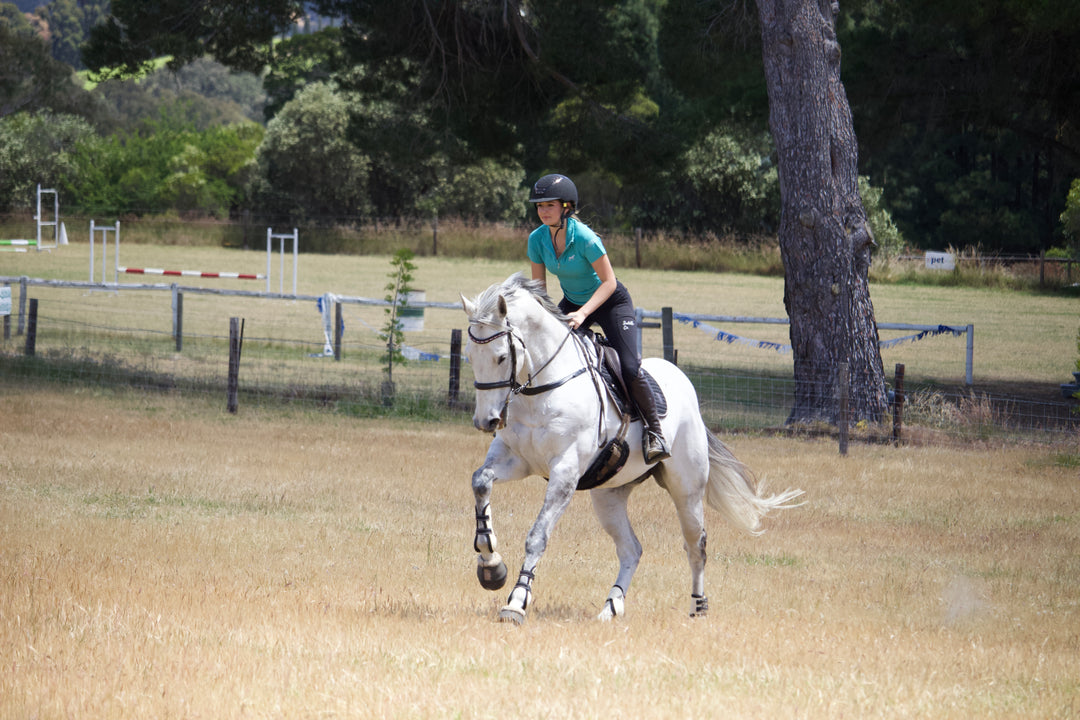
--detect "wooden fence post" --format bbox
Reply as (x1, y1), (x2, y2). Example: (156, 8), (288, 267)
(24, 298), (37, 357)
(892, 363), (905, 446)
(227, 317), (243, 414)
(334, 302), (342, 360)
(448, 328), (462, 408)
(172, 286), (183, 352)
(2, 282), (9, 340)
(661, 307), (675, 365)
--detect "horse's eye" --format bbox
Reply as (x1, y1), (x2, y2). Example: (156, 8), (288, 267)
(497, 354), (507, 365)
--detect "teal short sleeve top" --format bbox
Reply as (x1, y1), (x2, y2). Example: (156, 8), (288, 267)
(527, 217), (608, 305)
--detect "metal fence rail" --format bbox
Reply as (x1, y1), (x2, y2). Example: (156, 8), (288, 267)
(2, 275), (1076, 445)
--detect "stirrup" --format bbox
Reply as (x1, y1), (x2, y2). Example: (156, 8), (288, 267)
(643, 429), (670, 463)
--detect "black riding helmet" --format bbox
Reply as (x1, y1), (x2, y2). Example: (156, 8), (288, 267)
(528, 174), (578, 208)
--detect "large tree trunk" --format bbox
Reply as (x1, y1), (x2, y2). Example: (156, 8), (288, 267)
(756, 0), (888, 424)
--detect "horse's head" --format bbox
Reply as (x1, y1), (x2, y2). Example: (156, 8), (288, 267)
(460, 277), (538, 432)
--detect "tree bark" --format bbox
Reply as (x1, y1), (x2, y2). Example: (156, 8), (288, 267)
(756, 0), (888, 424)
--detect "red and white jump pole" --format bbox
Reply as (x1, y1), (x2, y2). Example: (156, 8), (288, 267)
(90, 219), (274, 285)
(119, 268), (264, 280)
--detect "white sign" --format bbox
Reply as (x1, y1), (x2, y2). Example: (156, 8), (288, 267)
(0, 286), (10, 317)
(925, 251), (956, 270)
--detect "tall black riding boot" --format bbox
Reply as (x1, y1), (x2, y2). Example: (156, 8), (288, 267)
(629, 372), (671, 463)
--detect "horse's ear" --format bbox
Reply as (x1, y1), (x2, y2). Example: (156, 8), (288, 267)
(460, 293), (476, 317)
(497, 295), (508, 318)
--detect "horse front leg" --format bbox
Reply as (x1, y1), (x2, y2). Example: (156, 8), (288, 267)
(472, 438), (531, 593)
(498, 475), (576, 625)
(473, 465), (508, 591)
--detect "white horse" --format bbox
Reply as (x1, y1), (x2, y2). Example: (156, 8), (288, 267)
(461, 274), (803, 623)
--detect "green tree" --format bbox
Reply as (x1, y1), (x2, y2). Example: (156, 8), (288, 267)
(1060, 178), (1080, 258)
(251, 81), (371, 222)
(858, 176), (905, 260)
(83, 0), (305, 78)
(532, 0), (671, 187)
(838, 0), (1080, 253)
(40, 0), (83, 68)
(63, 114), (261, 216)
(0, 110), (97, 211)
(0, 23), (94, 118)
(93, 64), (262, 136)
(262, 28), (348, 121)
(161, 123), (263, 216)
(139, 58), (266, 123)
(380, 248), (417, 404)
(0, 3), (34, 34)
(416, 157), (528, 225)
(678, 124), (779, 234)
(342, 59), (459, 219)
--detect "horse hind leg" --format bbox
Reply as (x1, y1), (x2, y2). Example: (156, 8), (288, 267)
(591, 484), (642, 621)
(685, 528), (709, 618)
(656, 464), (710, 618)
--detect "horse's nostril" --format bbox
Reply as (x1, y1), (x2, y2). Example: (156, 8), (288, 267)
(474, 416), (496, 432)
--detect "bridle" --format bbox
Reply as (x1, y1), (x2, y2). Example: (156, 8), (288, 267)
(468, 321), (587, 427)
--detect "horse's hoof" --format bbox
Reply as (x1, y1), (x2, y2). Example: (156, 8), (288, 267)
(497, 605), (527, 625)
(477, 555), (508, 591)
(598, 590), (625, 621)
(690, 594), (709, 618)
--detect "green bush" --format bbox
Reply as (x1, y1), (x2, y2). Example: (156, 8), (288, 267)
(860, 175), (905, 260)
(1059, 178), (1080, 259)
(0, 111), (97, 212)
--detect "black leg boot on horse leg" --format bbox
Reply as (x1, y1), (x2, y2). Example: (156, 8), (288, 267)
(630, 371), (670, 463)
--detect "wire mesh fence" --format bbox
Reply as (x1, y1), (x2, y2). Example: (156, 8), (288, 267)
(2, 276), (1077, 446)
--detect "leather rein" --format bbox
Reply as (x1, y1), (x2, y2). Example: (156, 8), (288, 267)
(469, 318), (619, 449)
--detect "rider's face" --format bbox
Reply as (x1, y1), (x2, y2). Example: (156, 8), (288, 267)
(536, 200), (565, 227)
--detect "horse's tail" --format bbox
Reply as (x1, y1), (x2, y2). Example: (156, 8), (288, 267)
(704, 431), (804, 536)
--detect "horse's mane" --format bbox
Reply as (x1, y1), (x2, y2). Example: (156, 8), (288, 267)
(468, 273), (568, 325)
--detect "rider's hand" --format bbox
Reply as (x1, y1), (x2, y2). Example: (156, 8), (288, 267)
(567, 310), (587, 330)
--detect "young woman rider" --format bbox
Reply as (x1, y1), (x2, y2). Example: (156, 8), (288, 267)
(526, 173), (670, 463)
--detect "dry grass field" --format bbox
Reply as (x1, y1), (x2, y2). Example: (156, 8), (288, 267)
(2, 387), (1078, 719)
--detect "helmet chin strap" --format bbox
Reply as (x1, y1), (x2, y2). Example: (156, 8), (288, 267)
(555, 202), (572, 229)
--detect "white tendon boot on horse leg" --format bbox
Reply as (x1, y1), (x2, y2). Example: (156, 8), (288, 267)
(598, 585), (626, 621)
(498, 569), (534, 624)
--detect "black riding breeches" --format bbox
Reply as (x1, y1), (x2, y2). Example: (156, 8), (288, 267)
(559, 281), (641, 387)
